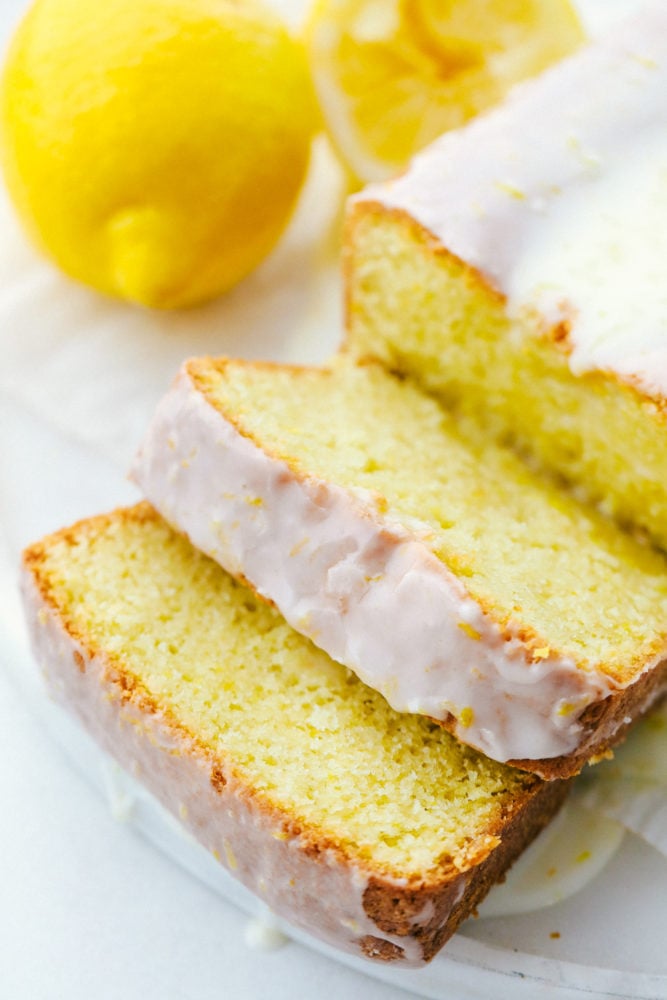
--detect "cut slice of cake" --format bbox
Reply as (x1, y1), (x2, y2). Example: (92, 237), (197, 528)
(132, 357), (667, 778)
(344, 4), (667, 551)
(21, 502), (569, 967)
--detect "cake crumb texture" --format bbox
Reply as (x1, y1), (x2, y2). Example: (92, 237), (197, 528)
(192, 356), (667, 685)
(26, 503), (542, 876)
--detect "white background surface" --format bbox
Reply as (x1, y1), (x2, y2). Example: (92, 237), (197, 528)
(1, 1), (666, 998)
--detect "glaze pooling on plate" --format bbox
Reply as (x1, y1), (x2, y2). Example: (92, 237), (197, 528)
(355, 3), (667, 397)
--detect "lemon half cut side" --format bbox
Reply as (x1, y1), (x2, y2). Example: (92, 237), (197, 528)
(306, 0), (584, 182)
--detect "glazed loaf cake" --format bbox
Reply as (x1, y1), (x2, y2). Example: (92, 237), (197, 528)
(132, 357), (667, 778)
(345, 4), (667, 551)
(21, 503), (569, 967)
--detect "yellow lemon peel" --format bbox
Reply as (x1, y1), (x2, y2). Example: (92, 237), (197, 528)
(0, 0), (316, 308)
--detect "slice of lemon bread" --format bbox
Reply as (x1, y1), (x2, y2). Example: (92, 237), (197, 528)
(132, 357), (667, 778)
(344, 5), (667, 551)
(21, 503), (569, 967)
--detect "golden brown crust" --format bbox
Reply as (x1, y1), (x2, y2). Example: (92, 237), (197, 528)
(510, 657), (667, 779)
(187, 355), (325, 387)
(426, 655), (667, 780)
(361, 776), (569, 961)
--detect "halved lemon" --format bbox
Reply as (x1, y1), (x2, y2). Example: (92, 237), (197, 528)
(306, 0), (584, 181)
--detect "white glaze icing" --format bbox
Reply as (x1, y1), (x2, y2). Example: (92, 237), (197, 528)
(354, 4), (667, 397)
(129, 366), (659, 766)
(21, 567), (445, 967)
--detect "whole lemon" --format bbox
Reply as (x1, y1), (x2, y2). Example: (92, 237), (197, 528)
(0, 0), (315, 308)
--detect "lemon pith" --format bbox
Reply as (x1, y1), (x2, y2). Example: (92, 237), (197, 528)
(0, 0), (316, 309)
(306, 0), (584, 182)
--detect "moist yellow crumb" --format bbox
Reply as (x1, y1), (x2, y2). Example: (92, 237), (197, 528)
(345, 206), (667, 556)
(32, 506), (539, 877)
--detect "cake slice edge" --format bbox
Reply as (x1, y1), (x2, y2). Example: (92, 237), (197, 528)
(20, 502), (570, 966)
(131, 360), (667, 778)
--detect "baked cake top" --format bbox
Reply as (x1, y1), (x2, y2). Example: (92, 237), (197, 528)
(353, 4), (667, 397)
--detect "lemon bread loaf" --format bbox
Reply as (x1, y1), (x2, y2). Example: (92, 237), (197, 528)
(345, 5), (667, 550)
(132, 357), (667, 778)
(21, 503), (569, 966)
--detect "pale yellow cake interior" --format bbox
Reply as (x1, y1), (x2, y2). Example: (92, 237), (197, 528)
(35, 505), (537, 877)
(344, 209), (667, 553)
(192, 357), (667, 684)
